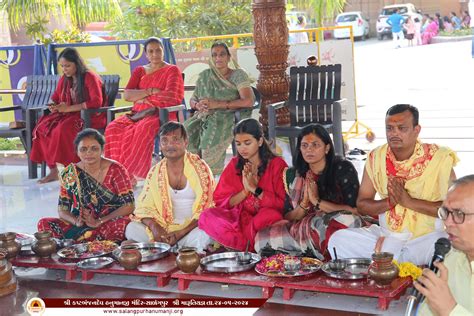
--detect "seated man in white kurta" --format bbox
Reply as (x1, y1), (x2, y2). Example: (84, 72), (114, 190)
(125, 122), (214, 251)
(329, 104), (458, 265)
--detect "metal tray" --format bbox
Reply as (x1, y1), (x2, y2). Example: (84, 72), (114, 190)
(57, 241), (118, 259)
(321, 258), (371, 280)
(201, 252), (261, 273)
(112, 242), (170, 263)
(255, 256), (322, 277)
(77, 257), (114, 270)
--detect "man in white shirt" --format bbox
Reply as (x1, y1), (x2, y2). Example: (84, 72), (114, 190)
(415, 175), (474, 315)
(125, 122), (215, 251)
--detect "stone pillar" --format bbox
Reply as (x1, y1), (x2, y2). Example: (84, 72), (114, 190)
(252, 0), (290, 128)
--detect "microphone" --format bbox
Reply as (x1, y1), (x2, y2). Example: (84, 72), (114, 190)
(428, 237), (451, 271)
(405, 237), (451, 316)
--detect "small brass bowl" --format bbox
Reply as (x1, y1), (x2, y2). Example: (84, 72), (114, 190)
(284, 258), (301, 271)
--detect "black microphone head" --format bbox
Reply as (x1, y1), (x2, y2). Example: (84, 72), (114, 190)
(434, 238), (451, 259)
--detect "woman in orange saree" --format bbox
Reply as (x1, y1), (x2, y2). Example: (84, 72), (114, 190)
(104, 37), (184, 182)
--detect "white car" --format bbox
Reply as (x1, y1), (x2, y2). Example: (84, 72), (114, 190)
(334, 11), (370, 40)
(376, 3), (422, 40)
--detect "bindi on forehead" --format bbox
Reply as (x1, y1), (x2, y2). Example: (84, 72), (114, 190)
(302, 134), (323, 143)
(212, 47), (228, 55)
(386, 112), (415, 124)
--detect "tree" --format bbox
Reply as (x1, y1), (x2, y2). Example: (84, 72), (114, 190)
(108, 0), (253, 51)
(288, 0), (346, 26)
(0, 0), (122, 31)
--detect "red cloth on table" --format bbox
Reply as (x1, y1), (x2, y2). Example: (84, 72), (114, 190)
(198, 156), (288, 251)
(104, 65), (184, 179)
(30, 72), (105, 168)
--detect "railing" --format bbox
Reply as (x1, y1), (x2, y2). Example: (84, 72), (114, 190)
(172, 33), (254, 50)
(170, 26), (353, 50)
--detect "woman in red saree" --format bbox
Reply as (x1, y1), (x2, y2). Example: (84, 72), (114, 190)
(104, 37), (184, 182)
(198, 118), (287, 251)
(31, 48), (105, 184)
(37, 129), (134, 243)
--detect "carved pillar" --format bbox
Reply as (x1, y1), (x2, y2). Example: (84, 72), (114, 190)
(252, 0), (290, 128)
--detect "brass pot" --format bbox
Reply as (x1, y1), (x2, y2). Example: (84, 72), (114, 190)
(118, 246), (142, 270)
(0, 249), (7, 271)
(368, 252), (399, 287)
(176, 247), (200, 273)
(31, 231), (57, 258)
(0, 262), (12, 286)
(0, 232), (21, 259)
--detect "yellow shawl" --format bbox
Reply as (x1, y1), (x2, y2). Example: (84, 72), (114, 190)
(366, 142), (458, 238)
(132, 152), (215, 236)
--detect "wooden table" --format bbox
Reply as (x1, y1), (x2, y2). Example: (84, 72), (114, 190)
(276, 272), (411, 310)
(78, 254), (178, 287)
(172, 267), (277, 299)
(11, 254), (78, 280)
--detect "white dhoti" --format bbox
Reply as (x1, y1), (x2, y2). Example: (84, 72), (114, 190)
(125, 221), (212, 252)
(328, 222), (447, 266)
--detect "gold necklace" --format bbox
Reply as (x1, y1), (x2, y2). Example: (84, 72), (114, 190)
(84, 160), (103, 205)
(172, 172), (184, 194)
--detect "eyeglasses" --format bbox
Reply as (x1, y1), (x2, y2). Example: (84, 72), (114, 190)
(438, 206), (474, 224)
(78, 146), (101, 153)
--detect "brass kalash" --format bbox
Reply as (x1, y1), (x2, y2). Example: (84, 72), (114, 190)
(0, 248), (17, 297)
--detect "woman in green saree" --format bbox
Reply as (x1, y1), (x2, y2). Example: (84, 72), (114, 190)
(184, 42), (254, 175)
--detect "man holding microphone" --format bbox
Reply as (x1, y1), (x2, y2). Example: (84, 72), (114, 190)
(414, 175), (474, 315)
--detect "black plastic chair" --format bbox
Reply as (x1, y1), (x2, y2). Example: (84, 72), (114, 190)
(0, 75), (59, 179)
(81, 74), (120, 133)
(231, 87), (261, 155)
(267, 64), (344, 157)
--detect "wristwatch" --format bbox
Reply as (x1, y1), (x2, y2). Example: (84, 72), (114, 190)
(253, 187), (263, 197)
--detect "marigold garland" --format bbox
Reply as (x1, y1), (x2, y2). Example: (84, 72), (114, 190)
(393, 260), (423, 280)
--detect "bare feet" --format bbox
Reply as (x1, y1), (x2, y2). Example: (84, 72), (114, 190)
(37, 167), (59, 184)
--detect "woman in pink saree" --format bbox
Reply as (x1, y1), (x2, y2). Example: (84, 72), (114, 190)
(198, 118), (287, 252)
(422, 17), (439, 45)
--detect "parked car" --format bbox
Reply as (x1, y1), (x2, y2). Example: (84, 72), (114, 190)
(334, 11), (370, 40)
(376, 3), (422, 40)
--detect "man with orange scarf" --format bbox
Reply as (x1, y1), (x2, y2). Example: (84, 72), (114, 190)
(329, 104), (458, 265)
(124, 122), (214, 251)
